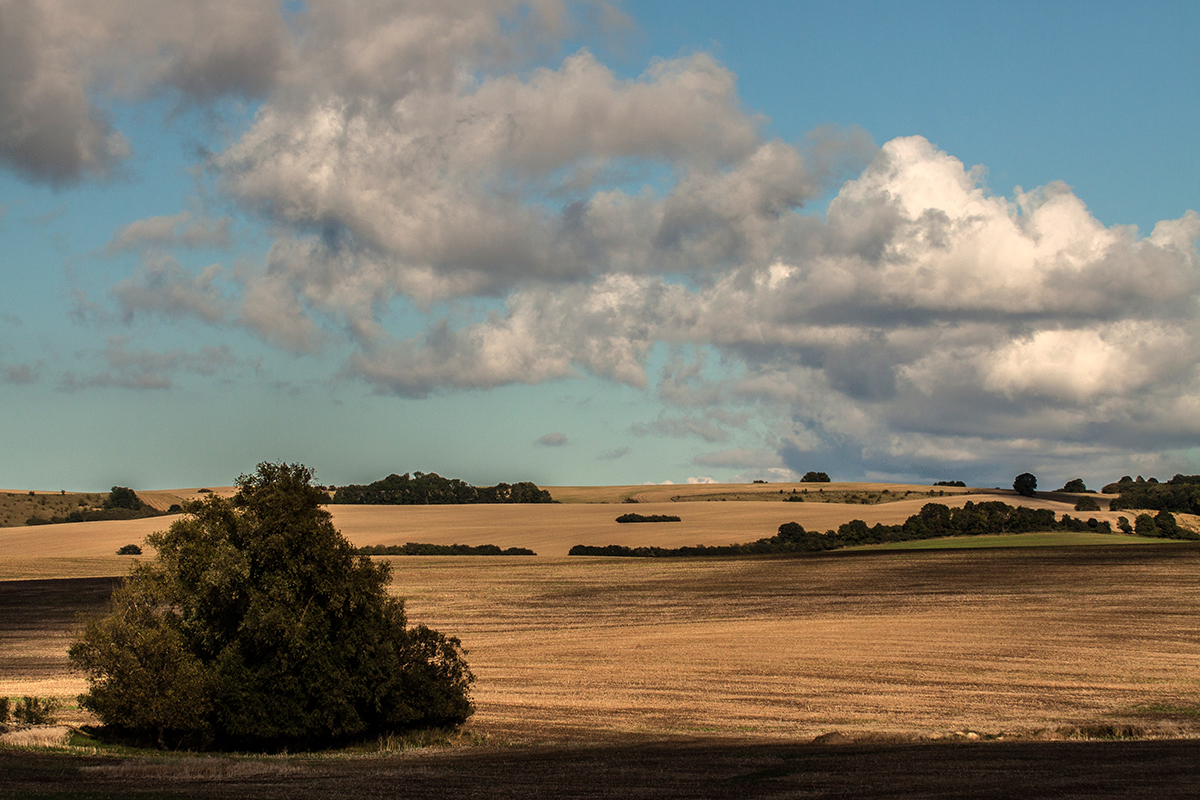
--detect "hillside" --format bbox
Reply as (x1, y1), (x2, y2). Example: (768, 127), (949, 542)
(0, 481), (1179, 562)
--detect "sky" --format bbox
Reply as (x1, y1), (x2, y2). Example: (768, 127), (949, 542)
(1, 0), (1198, 492)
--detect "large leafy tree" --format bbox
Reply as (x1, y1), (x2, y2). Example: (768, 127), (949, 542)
(70, 463), (473, 750)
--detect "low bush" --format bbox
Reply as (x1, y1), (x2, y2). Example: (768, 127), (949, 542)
(116, 544), (142, 555)
(615, 513), (681, 523)
(13, 696), (59, 725)
(0, 697), (9, 724)
(1074, 497), (1101, 512)
(355, 543), (535, 556)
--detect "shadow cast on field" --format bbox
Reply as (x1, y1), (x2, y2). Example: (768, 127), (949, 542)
(3, 736), (1200, 799)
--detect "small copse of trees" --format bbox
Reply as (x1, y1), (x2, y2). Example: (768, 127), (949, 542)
(1109, 474), (1200, 514)
(331, 472), (552, 505)
(1133, 510), (1198, 540)
(800, 472), (831, 483)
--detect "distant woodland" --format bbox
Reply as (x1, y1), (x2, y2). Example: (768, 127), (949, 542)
(1107, 474), (1200, 514)
(330, 472), (552, 505)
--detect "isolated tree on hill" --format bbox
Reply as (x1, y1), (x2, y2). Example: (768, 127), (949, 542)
(70, 462), (473, 750)
(1060, 478), (1087, 493)
(104, 486), (142, 510)
(1013, 473), (1037, 497)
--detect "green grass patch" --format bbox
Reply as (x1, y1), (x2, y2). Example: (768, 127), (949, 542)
(849, 531), (1176, 550)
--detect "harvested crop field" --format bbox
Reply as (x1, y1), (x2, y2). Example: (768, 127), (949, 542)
(6, 545), (1200, 743)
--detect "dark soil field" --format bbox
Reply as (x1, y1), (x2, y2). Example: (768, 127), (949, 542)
(3, 736), (1200, 798)
(3, 544), (1200, 797)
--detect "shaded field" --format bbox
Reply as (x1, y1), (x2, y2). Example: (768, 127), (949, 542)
(0, 492), (107, 529)
(4, 737), (1200, 799)
(0, 577), (122, 702)
(10, 545), (1200, 744)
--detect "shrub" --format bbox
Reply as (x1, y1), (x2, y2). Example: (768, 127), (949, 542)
(800, 471), (831, 483)
(70, 462), (474, 750)
(116, 544), (142, 555)
(13, 696), (59, 725)
(1074, 497), (1101, 512)
(1117, 516), (1133, 534)
(1060, 478), (1088, 493)
(0, 697), (9, 724)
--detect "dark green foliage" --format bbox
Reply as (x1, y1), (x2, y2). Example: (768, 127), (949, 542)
(570, 500), (1110, 557)
(934, 480), (966, 487)
(105, 486), (143, 511)
(1060, 478), (1088, 493)
(12, 697), (59, 725)
(1117, 516), (1133, 534)
(1074, 496), (1101, 512)
(1131, 510), (1198, 540)
(355, 543), (536, 556)
(615, 513), (682, 523)
(0, 697), (8, 723)
(70, 462), (474, 751)
(800, 472), (831, 483)
(167, 504), (183, 513)
(332, 472), (552, 505)
(1013, 473), (1037, 497)
(116, 544), (142, 555)
(1109, 475), (1200, 514)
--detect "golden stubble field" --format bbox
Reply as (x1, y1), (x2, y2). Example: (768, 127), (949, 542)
(382, 547), (1200, 742)
(2, 483), (1196, 744)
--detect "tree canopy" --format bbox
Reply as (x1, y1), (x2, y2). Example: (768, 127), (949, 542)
(1109, 474), (1200, 514)
(1013, 473), (1037, 497)
(70, 463), (473, 750)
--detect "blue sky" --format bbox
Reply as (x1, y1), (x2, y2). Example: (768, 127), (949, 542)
(2, 0), (1197, 492)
